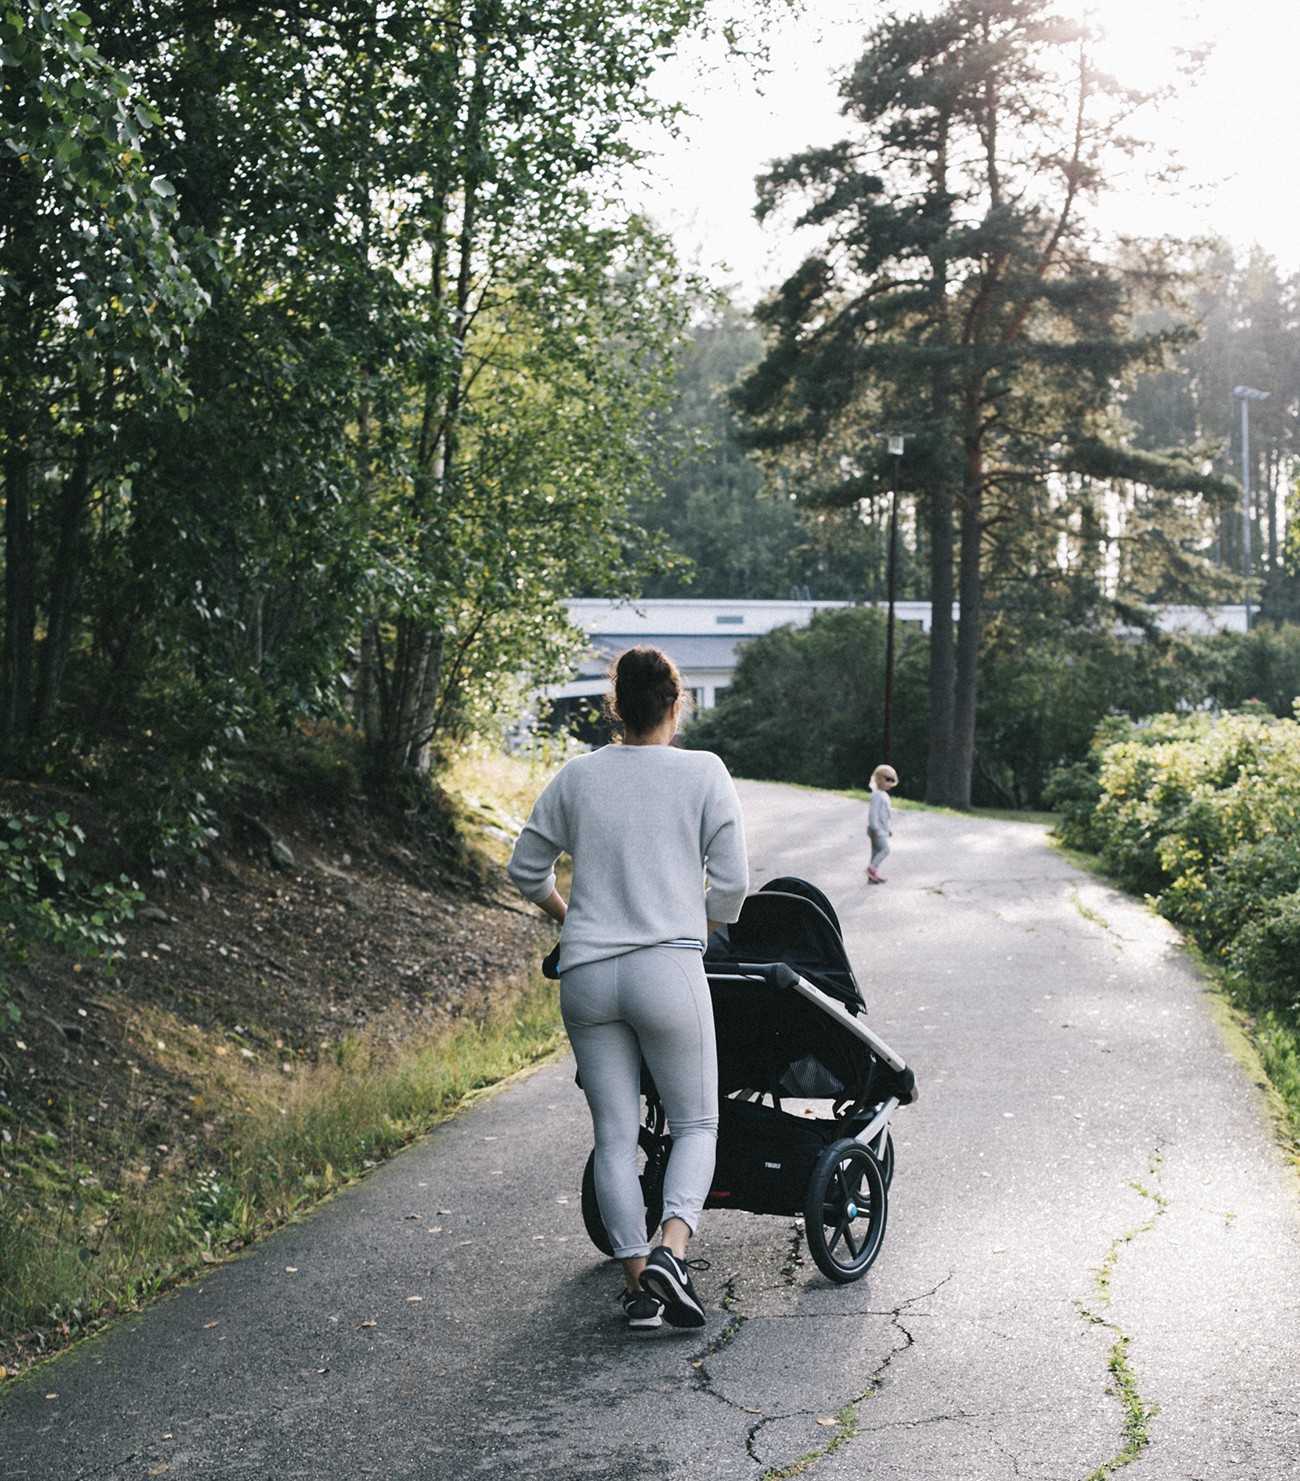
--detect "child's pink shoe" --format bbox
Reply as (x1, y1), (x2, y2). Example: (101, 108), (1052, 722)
(867, 867), (886, 884)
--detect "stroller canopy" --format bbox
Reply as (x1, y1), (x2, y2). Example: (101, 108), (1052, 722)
(706, 878), (865, 1012)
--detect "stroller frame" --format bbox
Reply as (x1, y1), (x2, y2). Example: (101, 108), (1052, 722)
(579, 880), (916, 1283)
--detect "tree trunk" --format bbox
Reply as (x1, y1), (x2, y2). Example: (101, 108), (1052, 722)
(35, 381), (100, 732)
(926, 477), (957, 804)
(952, 464), (983, 811)
(1, 443), (35, 756)
(359, 616), (444, 788)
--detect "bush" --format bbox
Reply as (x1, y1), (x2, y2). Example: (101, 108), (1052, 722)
(1057, 703), (1300, 1143)
(1229, 893), (1300, 1001)
(1058, 704), (1300, 1015)
(1, 809), (141, 1030)
(1186, 623), (1300, 718)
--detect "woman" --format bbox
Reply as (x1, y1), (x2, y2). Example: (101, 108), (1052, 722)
(508, 647), (749, 1329)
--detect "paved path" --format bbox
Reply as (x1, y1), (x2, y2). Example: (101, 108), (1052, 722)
(3, 782), (1299, 1479)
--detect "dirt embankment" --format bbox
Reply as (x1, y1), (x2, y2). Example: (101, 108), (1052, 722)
(1, 782), (551, 1217)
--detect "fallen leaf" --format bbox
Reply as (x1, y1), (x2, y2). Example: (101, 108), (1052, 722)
(203, 1321), (220, 1330)
(44, 1393), (59, 1400)
(816, 1417), (838, 1428)
(284, 1266), (298, 1273)
(406, 1296), (423, 1303)
(360, 1320), (377, 1329)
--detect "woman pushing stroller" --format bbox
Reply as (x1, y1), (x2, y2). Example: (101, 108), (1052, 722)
(508, 647), (749, 1329)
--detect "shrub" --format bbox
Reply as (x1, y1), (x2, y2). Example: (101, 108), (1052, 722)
(1059, 704), (1300, 1017)
(1229, 893), (1300, 1002)
(1, 810), (141, 1030)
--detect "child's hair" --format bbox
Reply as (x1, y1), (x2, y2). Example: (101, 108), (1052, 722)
(604, 647), (693, 737)
(872, 764), (899, 789)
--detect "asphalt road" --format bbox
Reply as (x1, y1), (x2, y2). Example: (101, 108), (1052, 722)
(4, 780), (1300, 1480)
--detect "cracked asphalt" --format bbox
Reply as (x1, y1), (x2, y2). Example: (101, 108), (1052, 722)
(4, 780), (1300, 1480)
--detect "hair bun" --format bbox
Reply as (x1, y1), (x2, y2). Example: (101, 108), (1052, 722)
(607, 646), (686, 737)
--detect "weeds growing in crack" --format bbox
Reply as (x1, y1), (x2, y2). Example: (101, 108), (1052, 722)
(758, 1401), (859, 1481)
(783, 1220), (806, 1284)
(689, 1276), (746, 1395)
(1070, 886), (1111, 931)
(1078, 1153), (1166, 1478)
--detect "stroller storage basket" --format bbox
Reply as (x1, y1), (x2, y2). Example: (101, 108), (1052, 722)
(707, 1097), (842, 1216)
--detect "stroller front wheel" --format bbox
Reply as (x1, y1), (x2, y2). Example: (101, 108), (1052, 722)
(804, 1139), (888, 1283)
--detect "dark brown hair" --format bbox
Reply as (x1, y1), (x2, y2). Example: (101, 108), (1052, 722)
(605, 646), (689, 738)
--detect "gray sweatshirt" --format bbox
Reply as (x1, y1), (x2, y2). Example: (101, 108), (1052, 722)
(868, 787), (892, 835)
(507, 744), (749, 971)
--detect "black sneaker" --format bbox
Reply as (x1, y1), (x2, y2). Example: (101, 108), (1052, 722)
(640, 1247), (708, 1328)
(618, 1288), (663, 1330)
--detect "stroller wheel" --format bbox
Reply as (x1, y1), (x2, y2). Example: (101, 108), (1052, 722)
(804, 1139), (888, 1283)
(579, 1128), (667, 1259)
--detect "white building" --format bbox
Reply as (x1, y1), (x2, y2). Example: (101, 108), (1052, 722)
(547, 597), (936, 714)
(542, 597), (1249, 718)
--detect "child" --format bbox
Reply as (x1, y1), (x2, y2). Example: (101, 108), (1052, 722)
(867, 764), (898, 884)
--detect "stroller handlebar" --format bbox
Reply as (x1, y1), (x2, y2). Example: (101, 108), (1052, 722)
(734, 961), (801, 992)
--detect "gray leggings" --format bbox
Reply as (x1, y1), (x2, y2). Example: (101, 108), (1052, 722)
(561, 946), (718, 1260)
(869, 828), (891, 871)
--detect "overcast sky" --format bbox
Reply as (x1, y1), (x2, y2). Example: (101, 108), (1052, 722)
(633, 0), (1300, 304)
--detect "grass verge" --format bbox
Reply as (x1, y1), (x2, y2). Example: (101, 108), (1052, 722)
(0, 974), (563, 1374)
(1, 744), (565, 1378)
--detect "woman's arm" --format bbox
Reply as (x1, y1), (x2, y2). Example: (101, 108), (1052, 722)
(537, 889), (567, 925)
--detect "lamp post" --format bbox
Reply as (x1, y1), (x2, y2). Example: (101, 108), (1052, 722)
(1233, 385), (1270, 632)
(883, 435), (905, 762)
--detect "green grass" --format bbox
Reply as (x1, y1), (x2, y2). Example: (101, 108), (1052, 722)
(0, 976), (563, 1368)
(1077, 1159), (1165, 1479)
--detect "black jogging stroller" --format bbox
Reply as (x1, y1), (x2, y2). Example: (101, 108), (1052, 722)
(576, 877), (917, 1283)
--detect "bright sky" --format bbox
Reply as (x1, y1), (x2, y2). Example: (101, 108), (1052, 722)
(636, 0), (1300, 304)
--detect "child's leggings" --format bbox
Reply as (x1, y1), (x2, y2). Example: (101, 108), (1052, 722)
(561, 946), (717, 1259)
(869, 828), (891, 871)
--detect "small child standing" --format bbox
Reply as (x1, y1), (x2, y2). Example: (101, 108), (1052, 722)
(867, 763), (899, 885)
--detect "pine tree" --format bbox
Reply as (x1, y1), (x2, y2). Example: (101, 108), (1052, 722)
(734, 0), (1233, 806)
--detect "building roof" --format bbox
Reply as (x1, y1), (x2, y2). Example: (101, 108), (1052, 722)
(575, 631), (753, 678)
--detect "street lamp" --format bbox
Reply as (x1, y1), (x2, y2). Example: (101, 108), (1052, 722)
(1233, 385), (1270, 632)
(883, 435), (905, 762)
